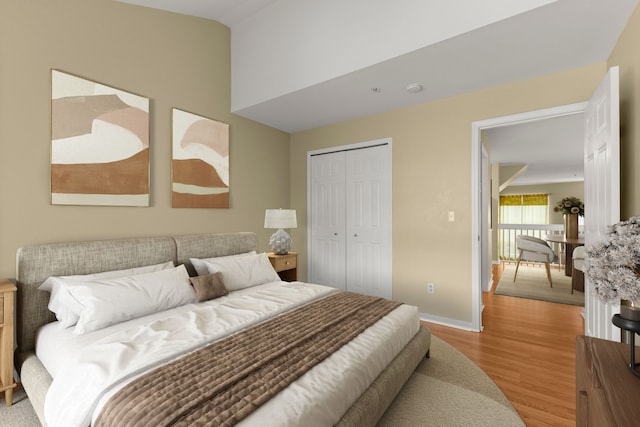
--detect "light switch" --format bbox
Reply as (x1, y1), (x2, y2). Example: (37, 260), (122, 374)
(448, 211), (455, 222)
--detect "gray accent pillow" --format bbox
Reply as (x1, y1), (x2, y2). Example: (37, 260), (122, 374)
(190, 272), (229, 302)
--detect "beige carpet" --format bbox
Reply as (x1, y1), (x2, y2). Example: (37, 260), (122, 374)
(495, 263), (584, 306)
(1, 336), (523, 426)
(0, 386), (40, 426)
(378, 335), (524, 426)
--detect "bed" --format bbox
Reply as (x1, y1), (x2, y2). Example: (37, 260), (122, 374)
(13, 232), (431, 426)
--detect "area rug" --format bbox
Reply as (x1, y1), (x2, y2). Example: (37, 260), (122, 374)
(378, 335), (524, 426)
(0, 386), (39, 427)
(1, 336), (524, 427)
(495, 263), (584, 306)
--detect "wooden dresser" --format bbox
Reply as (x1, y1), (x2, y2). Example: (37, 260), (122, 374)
(576, 335), (640, 426)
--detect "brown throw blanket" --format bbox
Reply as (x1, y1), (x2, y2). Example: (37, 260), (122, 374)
(94, 291), (401, 427)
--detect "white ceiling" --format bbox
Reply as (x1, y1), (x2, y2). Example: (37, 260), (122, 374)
(485, 113), (585, 186)
(114, 0), (637, 186)
(114, 0), (280, 27)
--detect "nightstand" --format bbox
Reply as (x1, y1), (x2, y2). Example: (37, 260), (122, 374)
(268, 252), (298, 282)
(0, 279), (17, 406)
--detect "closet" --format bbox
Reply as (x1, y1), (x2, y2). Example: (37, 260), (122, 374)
(307, 139), (392, 299)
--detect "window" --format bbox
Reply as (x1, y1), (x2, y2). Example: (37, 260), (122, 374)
(498, 193), (551, 261)
(499, 194), (549, 224)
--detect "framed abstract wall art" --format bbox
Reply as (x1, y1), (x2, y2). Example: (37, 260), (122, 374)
(171, 108), (229, 208)
(50, 70), (150, 206)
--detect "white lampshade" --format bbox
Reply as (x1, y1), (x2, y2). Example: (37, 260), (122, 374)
(264, 209), (297, 229)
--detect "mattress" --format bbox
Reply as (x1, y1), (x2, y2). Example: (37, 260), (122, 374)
(36, 281), (420, 427)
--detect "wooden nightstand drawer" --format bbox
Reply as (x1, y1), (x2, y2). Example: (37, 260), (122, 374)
(272, 255), (297, 272)
(268, 252), (298, 282)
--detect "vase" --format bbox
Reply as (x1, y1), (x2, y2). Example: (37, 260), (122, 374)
(565, 213), (579, 239)
(620, 299), (640, 322)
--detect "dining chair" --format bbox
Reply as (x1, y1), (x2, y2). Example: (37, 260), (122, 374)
(513, 235), (558, 287)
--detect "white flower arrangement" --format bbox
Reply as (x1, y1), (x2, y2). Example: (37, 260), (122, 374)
(553, 196), (585, 216)
(585, 216), (640, 303)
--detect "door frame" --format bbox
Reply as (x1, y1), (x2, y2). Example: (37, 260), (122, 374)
(481, 145), (491, 292)
(306, 137), (393, 296)
(470, 103), (587, 332)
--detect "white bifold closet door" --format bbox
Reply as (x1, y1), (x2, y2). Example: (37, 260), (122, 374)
(308, 141), (392, 299)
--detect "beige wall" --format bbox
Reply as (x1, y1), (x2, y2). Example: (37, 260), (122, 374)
(608, 3), (640, 219)
(291, 64), (605, 324)
(0, 0), (290, 278)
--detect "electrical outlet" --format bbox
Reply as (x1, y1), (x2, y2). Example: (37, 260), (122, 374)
(448, 211), (455, 222)
(427, 282), (435, 294)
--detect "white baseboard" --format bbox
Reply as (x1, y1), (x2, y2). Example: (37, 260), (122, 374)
(484, 277), (494, 293)
(419, 312), (481, 332)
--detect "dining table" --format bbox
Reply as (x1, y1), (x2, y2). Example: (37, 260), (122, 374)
(544, 234), (585, 277)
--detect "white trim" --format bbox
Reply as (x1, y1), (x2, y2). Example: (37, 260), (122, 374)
(486, 278), (494, 293)
(470, 102), (587, 332)
(307, 137), (392, 157)
(481, 145), (490, 293)
(419, 313), (476, 332)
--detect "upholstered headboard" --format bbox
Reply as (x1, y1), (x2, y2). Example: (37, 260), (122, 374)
(15, 232), (258, 353)
(174, 232), (257, 276)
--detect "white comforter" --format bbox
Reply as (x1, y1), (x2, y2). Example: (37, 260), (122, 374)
(37, 281), (419, 427)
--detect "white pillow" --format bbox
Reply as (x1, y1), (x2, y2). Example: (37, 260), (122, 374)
(39, 261), (175, 328)
(42, 277), (83, 328)
(190, 251), (257, 276)
(202, 252), (280, 291)
(65, 264), (196, 335)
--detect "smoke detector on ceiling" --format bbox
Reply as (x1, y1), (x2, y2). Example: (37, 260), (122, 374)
(406, 83), (423, 93)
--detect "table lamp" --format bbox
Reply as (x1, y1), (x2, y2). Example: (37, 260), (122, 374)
(264, 209), (297, 254)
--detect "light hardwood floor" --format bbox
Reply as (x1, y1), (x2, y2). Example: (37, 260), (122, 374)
(423, 263), (584, 427)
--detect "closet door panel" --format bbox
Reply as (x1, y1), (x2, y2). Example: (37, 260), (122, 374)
(345, 145), (391, 299)
(309, 152), (346, 290)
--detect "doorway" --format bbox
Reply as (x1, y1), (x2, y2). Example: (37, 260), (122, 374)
(470, 102), (588, 331)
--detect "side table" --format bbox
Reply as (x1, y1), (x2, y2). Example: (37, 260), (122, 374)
(268, 252), (298, 282)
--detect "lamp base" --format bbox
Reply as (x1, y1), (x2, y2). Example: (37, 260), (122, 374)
(269, 229), (292, 255)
